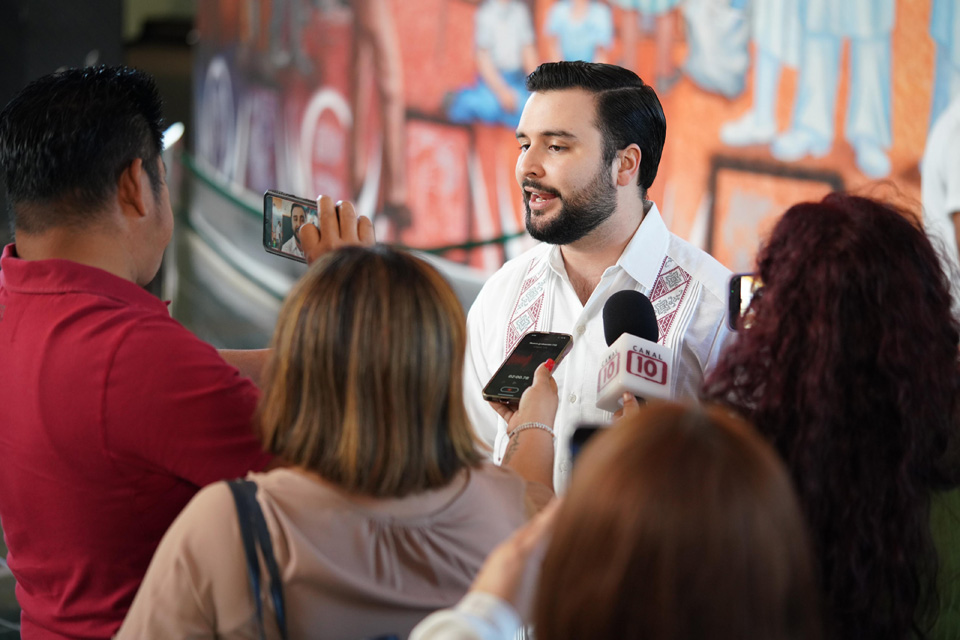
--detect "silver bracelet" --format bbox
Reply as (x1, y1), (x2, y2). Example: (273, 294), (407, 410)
(508, 421), (555, 440)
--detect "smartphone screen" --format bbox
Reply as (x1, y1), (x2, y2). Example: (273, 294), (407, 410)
(263, 190), (320, 263)
(482, 332), (573, 404)
(728, 273), (763, 331)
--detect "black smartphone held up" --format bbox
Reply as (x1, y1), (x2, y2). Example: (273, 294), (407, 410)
(482, 331), (574, 405)
(728, 273), (763, 331)
(569, 423), (604, 464)
(263, 190), (321, 263)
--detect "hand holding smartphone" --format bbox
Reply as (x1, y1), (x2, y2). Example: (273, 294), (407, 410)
(263, 191), (376, 263)
(263, 190), (320, 263)
(482, 332), (573, 405)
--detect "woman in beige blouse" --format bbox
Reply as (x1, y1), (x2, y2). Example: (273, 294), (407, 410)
(117, 246), (549, 639)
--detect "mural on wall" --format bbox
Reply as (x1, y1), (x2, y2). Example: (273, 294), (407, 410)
(193, 0), (949, 275)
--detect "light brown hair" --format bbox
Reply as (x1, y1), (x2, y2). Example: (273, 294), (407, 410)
(259, 245), (483, 497)
(534, 403), (822, 640)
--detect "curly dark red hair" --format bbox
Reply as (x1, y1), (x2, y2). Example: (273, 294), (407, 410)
(703, 193), (960, 639)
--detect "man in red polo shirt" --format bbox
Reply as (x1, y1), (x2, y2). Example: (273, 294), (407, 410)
(0, 66), (374, 639)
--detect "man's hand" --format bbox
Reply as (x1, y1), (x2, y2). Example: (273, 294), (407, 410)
(299, 195), (375, 264)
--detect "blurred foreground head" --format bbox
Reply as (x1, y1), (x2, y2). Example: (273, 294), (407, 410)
(259, 245), (482, 498)
(536, 403), (821, 640)
(704, 193), (960, 637)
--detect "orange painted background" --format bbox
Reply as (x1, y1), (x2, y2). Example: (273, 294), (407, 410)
(193, 0), (945, 275)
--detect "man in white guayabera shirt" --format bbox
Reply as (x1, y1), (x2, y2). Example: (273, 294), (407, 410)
(463, 61), (735, 491)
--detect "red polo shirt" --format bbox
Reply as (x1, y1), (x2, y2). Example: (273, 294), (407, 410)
(0, 244), (272, 639)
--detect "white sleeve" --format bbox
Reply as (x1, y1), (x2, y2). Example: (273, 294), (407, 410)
(410, 592), (522, 640)
(464, 292), (508, 457)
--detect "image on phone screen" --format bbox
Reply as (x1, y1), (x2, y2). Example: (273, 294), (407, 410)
(263, 190), (320, 263)
(728, 273), (763, 331)
(482, 332), (573, 404)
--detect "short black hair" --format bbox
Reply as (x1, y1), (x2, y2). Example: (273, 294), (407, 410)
(0, 65), (165, 233)
(526, 61), (665, 200)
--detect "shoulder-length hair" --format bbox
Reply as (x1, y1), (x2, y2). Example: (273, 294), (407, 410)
(258, 245), (483, 497)
(534, 403), (821, 640)
(704, 193), (960, 639)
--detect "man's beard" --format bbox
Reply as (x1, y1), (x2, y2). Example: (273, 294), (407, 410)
(523, 161), (618, 245)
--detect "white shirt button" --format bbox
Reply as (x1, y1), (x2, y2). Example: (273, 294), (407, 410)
(569, 394), (577, 403)
(576, 325), (585, 335)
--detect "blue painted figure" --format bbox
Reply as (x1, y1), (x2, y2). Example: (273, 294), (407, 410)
(446, 0), (538, 128)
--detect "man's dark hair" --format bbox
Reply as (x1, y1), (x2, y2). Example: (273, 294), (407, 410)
(526, 61), (665, 200)
(0, 65), (165, 233)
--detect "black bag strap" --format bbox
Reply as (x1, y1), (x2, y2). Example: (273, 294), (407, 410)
(227, 479), (288, 640)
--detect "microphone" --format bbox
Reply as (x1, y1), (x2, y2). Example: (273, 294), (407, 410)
(595, 290), (674, 412)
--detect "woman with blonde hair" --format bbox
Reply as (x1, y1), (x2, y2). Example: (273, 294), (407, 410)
(118, 245), (546, 639)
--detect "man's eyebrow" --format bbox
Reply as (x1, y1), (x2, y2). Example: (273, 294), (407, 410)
(515, 130), (579, 140)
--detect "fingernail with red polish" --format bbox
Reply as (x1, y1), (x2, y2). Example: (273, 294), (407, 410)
(544, 359), (555, 371)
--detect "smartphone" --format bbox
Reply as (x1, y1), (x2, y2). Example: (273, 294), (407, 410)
(263, 190), (321, 263)
(728, 273), (763, 331)
(482, 332), (574, 405)
(569, 423), (604, 463)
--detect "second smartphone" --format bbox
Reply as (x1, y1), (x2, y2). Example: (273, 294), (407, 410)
(727, 273), (763, 331)
(263, 190), (320, 263)
(482, 331), (573, 405)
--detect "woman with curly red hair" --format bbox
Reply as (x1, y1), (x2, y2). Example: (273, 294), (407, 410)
(703, 193), (960, 639)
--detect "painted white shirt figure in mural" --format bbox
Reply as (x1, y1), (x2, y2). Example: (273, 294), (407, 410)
(769, 0), (896, 179)
(463, 62), (734, 491)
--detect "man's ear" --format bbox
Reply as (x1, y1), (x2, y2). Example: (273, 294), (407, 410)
(615, 144), (642, 187)
(116, 158), (149, 219)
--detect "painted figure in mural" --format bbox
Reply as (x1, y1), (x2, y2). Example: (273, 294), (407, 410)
(269, 0), (314, 74)
(545, 0), (614, 63)
(929, 0), (960, 130)
(463, 62), (735, 493)
(350, 0), (411, 232)
(681, 0), (751, 99)
(282, 203), (308, 257)
(922, 94), (960, 320)
(611, 0), (683, 94)
(720, 0), (803, 146)
(770, 0), (895, 179)
(445, 0), (539, 128)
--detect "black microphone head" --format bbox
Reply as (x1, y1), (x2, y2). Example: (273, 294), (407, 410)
(602, 290), (659, 346)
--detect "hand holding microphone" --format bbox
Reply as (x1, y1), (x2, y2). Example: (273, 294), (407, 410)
(596, 290), (674, 412)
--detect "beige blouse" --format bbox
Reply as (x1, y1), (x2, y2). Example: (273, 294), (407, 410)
(116, 463), (527, 639)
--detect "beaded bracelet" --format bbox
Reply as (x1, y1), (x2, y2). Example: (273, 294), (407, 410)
(507, 421), (555, 440)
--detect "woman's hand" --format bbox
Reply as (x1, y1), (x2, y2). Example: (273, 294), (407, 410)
(488, 360), (559, 435)
(488, 362), (559, 501)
